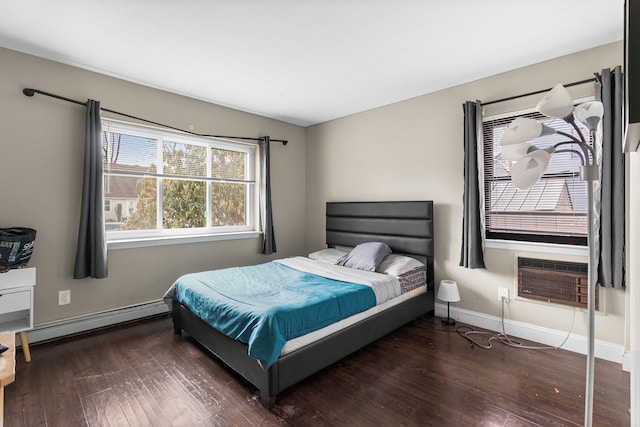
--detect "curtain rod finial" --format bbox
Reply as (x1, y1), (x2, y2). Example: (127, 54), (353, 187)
(23, 88), (35, 97)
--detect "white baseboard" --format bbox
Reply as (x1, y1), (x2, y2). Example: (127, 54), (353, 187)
(435, 302), (629, 371)
(23, 300), (170, 345)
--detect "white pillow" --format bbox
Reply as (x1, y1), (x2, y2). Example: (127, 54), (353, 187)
(308, 248), (349, 264)
(376, 254), (425, 276)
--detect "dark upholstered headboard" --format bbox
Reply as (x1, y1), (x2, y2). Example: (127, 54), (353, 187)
(325, 201), (434, 287)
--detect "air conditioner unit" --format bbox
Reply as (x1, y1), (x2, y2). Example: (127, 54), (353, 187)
(517, 257), (598, 310)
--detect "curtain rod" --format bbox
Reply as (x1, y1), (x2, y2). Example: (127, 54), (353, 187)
(22, 88), (288, 145)
(481, 76), (598, 107)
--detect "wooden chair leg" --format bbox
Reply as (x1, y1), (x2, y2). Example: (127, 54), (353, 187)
(18, 331), (31, 363)
(0, 384), (4, 427)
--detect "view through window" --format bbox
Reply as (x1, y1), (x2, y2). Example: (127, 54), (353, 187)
(483, 109), (593, 246)
(102, 121), (256, 241)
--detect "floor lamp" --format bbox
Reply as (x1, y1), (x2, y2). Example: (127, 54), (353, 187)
(499, 83), (602, 427)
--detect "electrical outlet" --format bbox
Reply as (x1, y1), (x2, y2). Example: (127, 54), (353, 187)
(498, 287), (510, 302)
(58, 290), (71, 305)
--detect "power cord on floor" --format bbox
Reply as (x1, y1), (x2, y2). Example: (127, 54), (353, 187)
(455, 297), (576, 351)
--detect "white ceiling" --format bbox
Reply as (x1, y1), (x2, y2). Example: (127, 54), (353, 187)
(0, 1), (624, 127)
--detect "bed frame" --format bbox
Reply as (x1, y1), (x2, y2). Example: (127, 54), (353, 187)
(172, 200), (434, 408)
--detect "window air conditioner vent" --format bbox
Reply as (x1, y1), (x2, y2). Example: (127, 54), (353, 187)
(517, 257), (597, 310)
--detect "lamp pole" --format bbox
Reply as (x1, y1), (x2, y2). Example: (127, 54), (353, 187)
(545, 138), (599, 427)
(582, 141), (600, 427)
(499, 89), (603, 426)
(545, 139), (598, 427)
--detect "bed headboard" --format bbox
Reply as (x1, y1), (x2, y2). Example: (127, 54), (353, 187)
(325, 201), (434, 287)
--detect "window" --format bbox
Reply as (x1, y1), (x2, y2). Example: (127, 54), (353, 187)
(482, 106), (593, 246)
(103, 120), (257, 241)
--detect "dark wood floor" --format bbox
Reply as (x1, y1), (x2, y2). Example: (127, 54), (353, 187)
(4, 314), (629, 426)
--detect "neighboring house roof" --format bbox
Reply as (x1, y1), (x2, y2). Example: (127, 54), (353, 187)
(104, 163), (150, 199)
(490, 179), (584, 213)
(104, 175), (138, 199)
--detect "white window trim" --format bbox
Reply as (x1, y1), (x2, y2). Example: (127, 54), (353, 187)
(485, 238), (588, 257)
(108, 231), (262, 250)
(482, 96), (594, 247)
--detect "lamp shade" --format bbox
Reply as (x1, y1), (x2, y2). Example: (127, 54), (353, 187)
(501, 142), (532, 161)
(437, 280), (460, 303)
(574, 100), (604, 132)
(511, 149), (551, 190)
(536, 83), (574, 119)
(500, 117), (558, 147)
(500, 117), (544, 145)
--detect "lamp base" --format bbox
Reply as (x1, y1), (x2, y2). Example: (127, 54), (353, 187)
(441, 317), (456, 326)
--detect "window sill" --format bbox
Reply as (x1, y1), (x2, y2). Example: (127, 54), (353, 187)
(107, 231), (261, 250)
(485, 239), (588, 257)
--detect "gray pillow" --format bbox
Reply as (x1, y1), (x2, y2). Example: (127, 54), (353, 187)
(337, 242), (392, 272)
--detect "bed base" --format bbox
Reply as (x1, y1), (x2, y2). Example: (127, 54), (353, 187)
(173, 288), (433, 409)
(172, 200), (435, 408)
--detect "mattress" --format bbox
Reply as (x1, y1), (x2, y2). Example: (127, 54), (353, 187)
(165, 258), (426, 365)
(280, 284), (426, 356)
(276, 259), (428, 358)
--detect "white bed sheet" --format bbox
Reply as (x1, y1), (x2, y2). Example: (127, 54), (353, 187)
(274, 256), (401, 304)
(280, 285), (426, 356)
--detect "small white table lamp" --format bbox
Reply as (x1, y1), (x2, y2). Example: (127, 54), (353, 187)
(437, 280), (460, 325)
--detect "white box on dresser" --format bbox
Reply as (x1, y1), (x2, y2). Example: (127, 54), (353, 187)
(0, 267), (35, 362)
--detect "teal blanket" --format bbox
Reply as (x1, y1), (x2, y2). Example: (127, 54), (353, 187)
(171, 261), (376, 367)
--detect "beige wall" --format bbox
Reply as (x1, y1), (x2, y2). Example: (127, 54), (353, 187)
(0, 41), (630, 348)
(0, 47), (306, 324)
(305, 41), (627, 346)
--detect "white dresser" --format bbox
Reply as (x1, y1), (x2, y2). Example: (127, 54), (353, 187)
(0, 268), (35, 362)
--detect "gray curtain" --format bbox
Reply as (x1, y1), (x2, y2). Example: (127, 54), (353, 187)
(596, 67), (625, 288)
(460, 100), (485, 268)
(73, 100), (108, 279)
(259, 136), (276, 255)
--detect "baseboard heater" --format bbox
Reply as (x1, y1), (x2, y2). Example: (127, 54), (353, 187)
(518, 257), (598, 310)
(25, 300), (170, 346)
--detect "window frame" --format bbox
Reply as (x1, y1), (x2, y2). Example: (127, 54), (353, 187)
(102, 119), (259, 247)
(482, 99), (594, 247)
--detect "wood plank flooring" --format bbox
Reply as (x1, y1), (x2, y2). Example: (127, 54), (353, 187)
(4, 314), (630, 426)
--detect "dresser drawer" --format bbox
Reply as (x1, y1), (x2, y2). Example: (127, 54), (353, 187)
(0, 268), (36, 290)
(0, 290), (30, 314)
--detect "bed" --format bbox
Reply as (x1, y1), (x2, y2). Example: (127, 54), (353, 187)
(166, 200), (435, 408)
